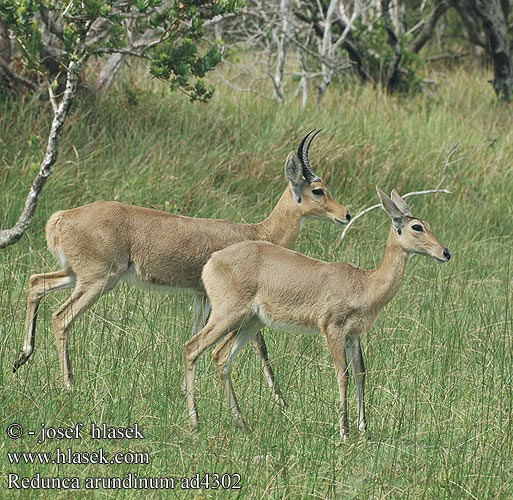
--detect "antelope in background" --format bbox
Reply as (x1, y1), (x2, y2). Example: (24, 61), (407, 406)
(184, 187), (451, 439)
(13, 130), (351, 395)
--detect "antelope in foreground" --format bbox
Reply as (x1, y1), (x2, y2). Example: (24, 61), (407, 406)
(13, 130), (351, 393)
(184, 187), (451, 439)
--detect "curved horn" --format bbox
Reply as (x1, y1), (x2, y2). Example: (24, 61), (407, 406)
(297, 129), (321, 183)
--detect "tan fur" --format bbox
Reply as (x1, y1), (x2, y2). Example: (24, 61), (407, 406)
(14, 149), (349, 392)
(184, 188), (451, 439)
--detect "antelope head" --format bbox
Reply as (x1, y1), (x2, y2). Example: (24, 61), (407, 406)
(377, 187), (451, 263)
(286, 130), (351, 225)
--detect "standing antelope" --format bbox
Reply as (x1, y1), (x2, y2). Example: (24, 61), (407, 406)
(13, 130), (351, 394)
(184, 187), (451, 439)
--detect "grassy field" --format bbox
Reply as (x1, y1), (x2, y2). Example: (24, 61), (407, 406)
(1, 65), (512, 499)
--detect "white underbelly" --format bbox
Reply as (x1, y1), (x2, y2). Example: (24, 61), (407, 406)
(121, 266), (198, 295)
(252, 303), (318, 335)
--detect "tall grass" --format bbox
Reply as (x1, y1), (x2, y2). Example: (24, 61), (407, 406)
(0, 65), (512, 499)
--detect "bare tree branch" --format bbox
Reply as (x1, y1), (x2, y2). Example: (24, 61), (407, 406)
(336, 141), (462, 247)
(92, 47), (153, 58)
(409, 0), (449, 53)
(95, 27), (165, 91)
(47, 82), (58, 113)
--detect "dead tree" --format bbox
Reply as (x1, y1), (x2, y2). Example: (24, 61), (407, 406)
(451, 0), (513, 99)
(475, 0), (512, 99)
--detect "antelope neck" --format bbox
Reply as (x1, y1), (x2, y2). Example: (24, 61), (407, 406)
(367, 226), (409, 310)
(255, 188), (303, 248)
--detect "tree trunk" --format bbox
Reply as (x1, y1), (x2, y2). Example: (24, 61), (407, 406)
(474, 0), (512, 99)
(381, 0), (403, 91)
(450, 0), (487, 48)
(271, 0), (292, 101)
(317, 0), (338, 102)
(0, 59), (83, 249)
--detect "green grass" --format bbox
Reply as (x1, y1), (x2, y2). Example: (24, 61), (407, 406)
(1, 65), (512, 499)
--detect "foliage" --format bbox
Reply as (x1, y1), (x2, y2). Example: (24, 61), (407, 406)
(148, 0), (241, 100)
(0, 0), (44, 67)
(151, 39), (222, 101)
(0, 0), (241, 101)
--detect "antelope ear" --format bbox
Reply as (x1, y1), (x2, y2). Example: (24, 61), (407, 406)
(376, 186), (404, 229)
(391, 190), (412, 216)
(285, 152), (306, 203)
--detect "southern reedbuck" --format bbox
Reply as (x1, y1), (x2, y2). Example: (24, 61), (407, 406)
(184, 187), (451, 439)
(13, 130), (350, 394)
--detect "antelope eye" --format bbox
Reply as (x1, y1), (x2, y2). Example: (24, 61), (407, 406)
(312, 188), (324, 196)
(412, 224), (423, 232)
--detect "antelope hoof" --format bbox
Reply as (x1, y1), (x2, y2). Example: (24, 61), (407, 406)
(275, 395), (287, 408)
(63, 379), (73, 391)
(189, 417), (199, 433)
(13, 352), (30, 373)
(234, 416), (247, 430)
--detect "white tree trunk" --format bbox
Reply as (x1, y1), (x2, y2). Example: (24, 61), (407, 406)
(271, 0), (292, 101)
(318, 0), (338, 102)
(0, 58), (83, 249)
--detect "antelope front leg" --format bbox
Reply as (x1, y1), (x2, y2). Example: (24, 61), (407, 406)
(324, 327), (349, 440)
(346, 335), (367, 434)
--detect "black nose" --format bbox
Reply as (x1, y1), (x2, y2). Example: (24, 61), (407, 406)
(443, 248), (451, 261)
(346, 212), (351, 222)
